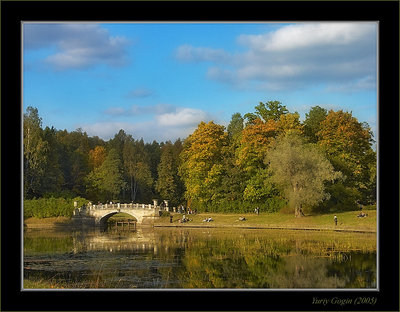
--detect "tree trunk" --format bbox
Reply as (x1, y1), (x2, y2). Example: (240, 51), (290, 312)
(295, 204), (305, 218)
(130, 176), (134, 201)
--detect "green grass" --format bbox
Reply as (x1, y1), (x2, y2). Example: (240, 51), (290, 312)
(108, 212), (137, 221)
(155, 210), (377, 232)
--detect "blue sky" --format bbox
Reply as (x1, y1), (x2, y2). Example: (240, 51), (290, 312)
(23, 22), (377, 142)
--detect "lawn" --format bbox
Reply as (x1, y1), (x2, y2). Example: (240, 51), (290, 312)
(155, 210), (377, 232)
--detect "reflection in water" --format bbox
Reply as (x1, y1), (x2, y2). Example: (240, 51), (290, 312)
(24, 227), (376, 289)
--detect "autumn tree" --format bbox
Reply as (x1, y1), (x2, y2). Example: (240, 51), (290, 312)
(237, 118), (277, 173)
(316, 110), (374, 206)
(266, 134), (341, 217)
(276, 112), (304, 136)
(179, 121), (228, 210)
(89, 146), (107, 169)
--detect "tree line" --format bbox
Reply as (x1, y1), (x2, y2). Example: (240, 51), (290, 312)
(24, 101), (376, 216)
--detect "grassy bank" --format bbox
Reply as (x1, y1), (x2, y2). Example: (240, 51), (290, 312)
(155, 210), (377, 232)
(24, 216), (73, 228)
(24, 210), (377, 233)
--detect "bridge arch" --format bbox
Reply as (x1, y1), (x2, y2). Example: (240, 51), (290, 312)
(98, 211), (139, 226)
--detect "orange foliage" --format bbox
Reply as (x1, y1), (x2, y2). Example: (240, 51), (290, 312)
(89, 146), (107, 169)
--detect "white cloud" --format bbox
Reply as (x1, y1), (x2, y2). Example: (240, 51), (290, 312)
(237, 23), (374, 52)
(156, 107), (211, 127)
(86, 106), (213, 142)
(24, 23), (130, 70)
(176, 22), (377, 92)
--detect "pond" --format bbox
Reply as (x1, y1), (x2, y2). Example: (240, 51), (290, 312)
(23, 227), (376, 289)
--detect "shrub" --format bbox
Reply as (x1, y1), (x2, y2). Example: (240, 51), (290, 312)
(24, 197), (89, 219)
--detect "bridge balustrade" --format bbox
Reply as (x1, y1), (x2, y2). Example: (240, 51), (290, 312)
(88, 203), (159, 211)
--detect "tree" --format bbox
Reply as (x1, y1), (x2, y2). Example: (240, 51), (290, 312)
(266, 134), (341, 217)
(276, 112), (303, 135)
(86, 149), (127, 202)
(227, 113), (244, 142)
(24, 107), (49, 198)
(41, 126), (65, 195)
(122, 136), (154, 202)
(179, 121), (228, 210)
(89, 146), (107, 169)
(303, 106), (328, 143)
(156, 141), (184, 206)
(244, 101), (289, 124)
(242, 168), (285, 212)
(316, 110), (374, 202)
(237, 118), (277, 173)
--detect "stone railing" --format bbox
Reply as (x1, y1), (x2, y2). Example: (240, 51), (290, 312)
(73, 199), (187, 216)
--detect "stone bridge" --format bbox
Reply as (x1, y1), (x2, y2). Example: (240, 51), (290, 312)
(72, 200), (168, 226)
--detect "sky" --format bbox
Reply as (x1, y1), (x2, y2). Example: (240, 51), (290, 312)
(23, 22), (378, 143)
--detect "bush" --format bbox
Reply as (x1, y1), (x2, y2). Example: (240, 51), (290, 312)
(190, 197), (286, 214)
(24, 197), (89, 219)
(313, 183), (360, 213)
(159, 211), (171, 217)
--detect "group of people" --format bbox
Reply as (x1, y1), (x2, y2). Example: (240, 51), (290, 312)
(177, 205), (196, 215)
(179, 215), (192, 223)
(357, 211), (368, 218)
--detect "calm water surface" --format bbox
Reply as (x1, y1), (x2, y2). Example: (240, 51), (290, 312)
(24, 227), (376, 289)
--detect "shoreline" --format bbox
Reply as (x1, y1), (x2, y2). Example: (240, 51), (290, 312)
(153, 224), (376, 233)
(24, 210), (377, 234)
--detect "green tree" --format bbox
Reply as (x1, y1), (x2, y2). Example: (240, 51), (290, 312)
(24, 107), (49, 198)
(156, 141), (184, 206)
(266, 134), (341, 217)
(227, 112), (244, 142)
(244, 101), (289, 124)
(303, 106), (328, 143)
(86, 149), (127, 202)
(41, 126), (65, 195)
(122, 137), (154, 202)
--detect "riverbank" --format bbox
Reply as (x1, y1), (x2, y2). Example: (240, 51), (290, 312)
(24, 210), (377, 233)
(154, 210), (377, 233)
(24, 216), (73, 228)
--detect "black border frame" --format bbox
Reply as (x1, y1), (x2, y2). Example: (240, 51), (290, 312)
(1, 1), (399, 311)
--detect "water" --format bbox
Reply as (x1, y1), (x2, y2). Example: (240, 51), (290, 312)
(24, 227), (376, 289)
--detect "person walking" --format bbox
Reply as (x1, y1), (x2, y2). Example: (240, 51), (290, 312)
(334, 215), (338, 226)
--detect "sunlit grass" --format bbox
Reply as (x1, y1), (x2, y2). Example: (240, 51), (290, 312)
(156, 210), (377, 232)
